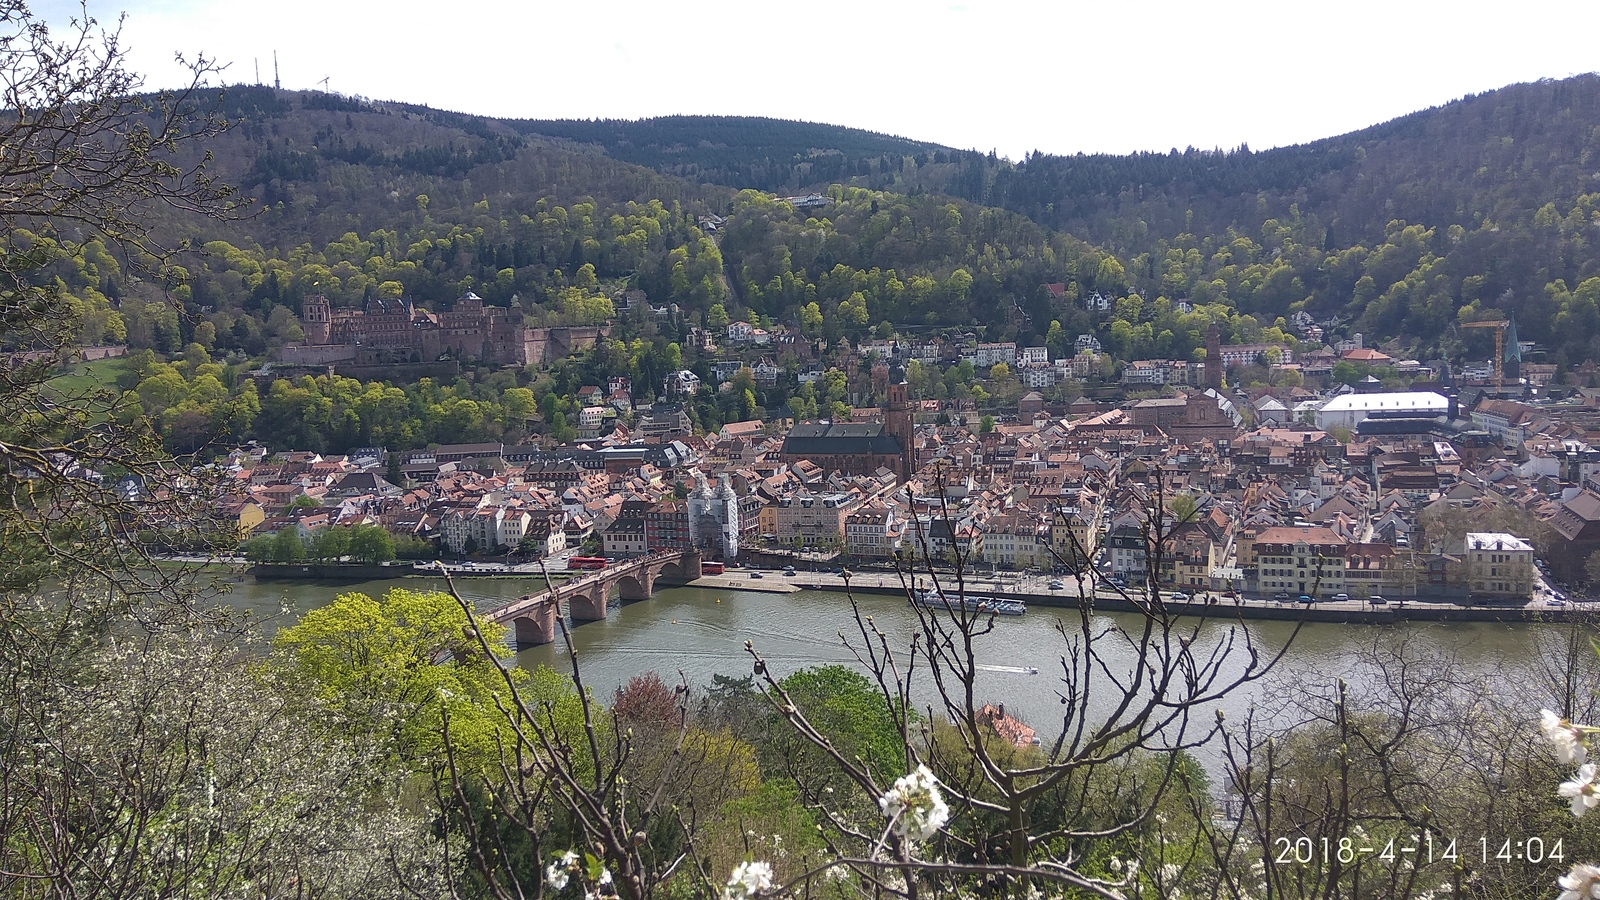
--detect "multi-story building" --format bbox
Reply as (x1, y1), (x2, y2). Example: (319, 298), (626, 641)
(982, 512), (1045, 568)
(441, 504), (532, 555)
(603, 500), (650, 558)
(1023, 367), (1060, 389)
(1156, 522), (1217, 589)
(1343, 542), (1408, 599)
(844, 503), (900, 560)
(662, 369), (702, 398)
(521, 514), (567, 558)
(1122, 360), (1173, 386)
(1020, 346), (1050, 368)
(1047, 508), (1093, 570)
(645, 501), (691, 551)
(972, 342), (1018, 368)
(1107, 524), (1147, 581)
(1215, 343), (1295, 369)
(775, 490), (856, 549)
(1462, 532), (1535, 598)
(1254, 525), (1349, 597)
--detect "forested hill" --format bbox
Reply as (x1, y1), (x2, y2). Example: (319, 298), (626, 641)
(509, 115), (949, 193)
(494, 77), (1600, 366)
(949, 75), (1600, 365)
(969, 75), (1600, 255)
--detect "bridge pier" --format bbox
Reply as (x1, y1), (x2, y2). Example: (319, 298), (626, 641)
(570, 584), (609, 622)
(617, 571), (653, 601)
(509, 601), (558, 648)
(485, 550), (701, 636)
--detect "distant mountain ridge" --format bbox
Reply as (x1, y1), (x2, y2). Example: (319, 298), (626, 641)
(508, 114), (951, 193)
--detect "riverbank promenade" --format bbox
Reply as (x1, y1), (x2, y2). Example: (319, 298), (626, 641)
(767, 569), (1587, 625)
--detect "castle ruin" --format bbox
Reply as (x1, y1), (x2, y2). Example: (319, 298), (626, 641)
(283, 292), (602, 367)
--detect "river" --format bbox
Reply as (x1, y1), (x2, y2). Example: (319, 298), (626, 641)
(223, 573), (1583, 749)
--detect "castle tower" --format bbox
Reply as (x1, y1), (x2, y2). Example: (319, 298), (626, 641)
(885, 363), (915, 484)
(302, 294), (332, 345)
(1205, 323), (1223, 392)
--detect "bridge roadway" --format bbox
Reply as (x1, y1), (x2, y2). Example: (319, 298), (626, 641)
(483, 549), (701, 647)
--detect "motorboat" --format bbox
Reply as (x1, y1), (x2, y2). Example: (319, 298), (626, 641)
(911, 589), (1026, 616)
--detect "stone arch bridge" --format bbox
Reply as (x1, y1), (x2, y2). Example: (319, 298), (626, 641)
(484, 549), (702, 648)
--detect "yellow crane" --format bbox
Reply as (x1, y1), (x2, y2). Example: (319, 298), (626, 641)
(1461, 319), (1510, 388)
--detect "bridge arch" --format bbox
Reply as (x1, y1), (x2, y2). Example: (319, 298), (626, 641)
(484, 549), (702, 643)
(615, 572), (652, 601)
(510, 603), (557, 648)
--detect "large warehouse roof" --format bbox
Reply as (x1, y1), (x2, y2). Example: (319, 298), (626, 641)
(1319, 392), (1449, 413)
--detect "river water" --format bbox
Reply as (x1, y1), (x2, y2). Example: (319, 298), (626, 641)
(223, 573), (1581, 749)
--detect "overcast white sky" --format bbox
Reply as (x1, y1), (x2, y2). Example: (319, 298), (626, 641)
(32, 0), (1600, 159)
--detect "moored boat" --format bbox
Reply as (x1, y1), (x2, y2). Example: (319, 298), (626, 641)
(911, 589), (1026, 616)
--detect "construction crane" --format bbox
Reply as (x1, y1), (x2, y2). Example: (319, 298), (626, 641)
(1461, 319), (1510, 388)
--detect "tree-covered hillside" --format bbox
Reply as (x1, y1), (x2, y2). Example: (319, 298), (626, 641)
(51, 87), (1147, 453)
(47, 75), (1600, 459)
(538, 77), (1600, 367)
(511, 115), (947, 193)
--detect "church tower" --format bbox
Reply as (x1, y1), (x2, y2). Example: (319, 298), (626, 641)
(1205, 323), (1223, 392)
(1504, 315), (1522, 382)
(885, 363), (915, 483)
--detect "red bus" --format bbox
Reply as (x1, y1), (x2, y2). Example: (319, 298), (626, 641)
(566, 556), (608, 571)
(701, 561), (725, 575)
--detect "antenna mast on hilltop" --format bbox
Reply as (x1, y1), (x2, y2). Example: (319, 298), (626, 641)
(254, 58), (260, 85)
(273, 51), (280, 90)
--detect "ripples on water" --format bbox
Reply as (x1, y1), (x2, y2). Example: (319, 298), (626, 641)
(223, 576), (1578, 768)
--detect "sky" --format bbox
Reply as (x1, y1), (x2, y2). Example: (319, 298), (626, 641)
(31, 0), (1600, 160)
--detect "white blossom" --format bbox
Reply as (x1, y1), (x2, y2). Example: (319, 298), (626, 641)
(546, 851), (578, 892)
(1559, 862), (1600, 900)
(724, 860), (775, 899)
(1560, 763), (1600, 818)
(879, 764), (951, 841)
(1543, 710), (1590, 765)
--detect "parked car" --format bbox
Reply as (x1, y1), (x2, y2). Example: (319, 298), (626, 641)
(1109, 576), (1127, 588)
(1331, 592), (1351, 602)
(1298, 594), (1314, 604)
(1049, 579), (1066, 590)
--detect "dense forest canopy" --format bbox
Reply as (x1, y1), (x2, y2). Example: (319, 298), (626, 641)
(517, 76), (1600, 367)
(36, 75), (1600, 455)
(509, 114), (947, 193)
